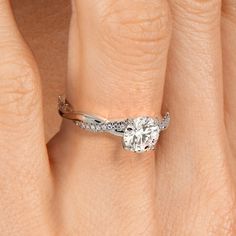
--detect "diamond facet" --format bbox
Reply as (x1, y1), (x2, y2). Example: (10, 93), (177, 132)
(123, 117), (160, 153)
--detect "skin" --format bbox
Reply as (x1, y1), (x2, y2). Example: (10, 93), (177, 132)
(0, 0), (236, 235)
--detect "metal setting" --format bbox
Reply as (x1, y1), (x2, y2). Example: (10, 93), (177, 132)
(58, 96), (170, 153)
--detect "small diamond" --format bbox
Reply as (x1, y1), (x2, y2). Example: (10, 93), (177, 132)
(101, 124), (107, 131)
(159, 113), (170, 130)
(90, 124), (96, 131)
(113, 122), (118, 129)
(85, 123), (91, 129)
(116, 123), (121, 131)
(123, 117), (160, 153)
(96, 124), (101, 131)
(74, 121), (80, 126)
(107, 123), (112, 130)
(120, 122), (126, 131)
(79, 122), (85, 129)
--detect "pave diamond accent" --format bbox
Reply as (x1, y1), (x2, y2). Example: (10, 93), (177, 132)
(158, 112), (170, 131)
(74, 119), (128, 134)
(123, 117), (160, 153)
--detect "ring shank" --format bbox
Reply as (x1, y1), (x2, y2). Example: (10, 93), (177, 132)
(58, 95), (170, 136)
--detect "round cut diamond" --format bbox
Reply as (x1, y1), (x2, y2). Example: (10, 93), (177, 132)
(123, 117), (160, 153)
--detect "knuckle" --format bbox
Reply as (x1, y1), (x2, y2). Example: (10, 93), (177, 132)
(98, 0), (171, 66)
(173, 0), (221, 29)
(0, 53), (40, 122)
(175, 0), (221, 12)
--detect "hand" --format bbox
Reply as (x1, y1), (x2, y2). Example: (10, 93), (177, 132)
(0, 0), (236, 235)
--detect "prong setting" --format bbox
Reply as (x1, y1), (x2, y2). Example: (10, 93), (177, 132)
(122, 116), (160, 153)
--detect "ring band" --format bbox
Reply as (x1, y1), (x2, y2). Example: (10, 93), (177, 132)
(58, 95), (170, 153)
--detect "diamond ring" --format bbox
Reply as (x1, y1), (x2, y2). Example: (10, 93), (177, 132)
(58, 96), (170, 153)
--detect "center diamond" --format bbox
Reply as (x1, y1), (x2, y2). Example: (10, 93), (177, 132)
(123, 117), (160, 153)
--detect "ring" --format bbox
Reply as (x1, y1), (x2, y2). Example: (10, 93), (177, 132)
(58, 96), (170, 153)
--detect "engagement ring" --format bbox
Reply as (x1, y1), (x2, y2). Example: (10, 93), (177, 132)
(58, 96), (170, 153)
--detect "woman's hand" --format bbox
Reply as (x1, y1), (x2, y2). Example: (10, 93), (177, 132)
(0, 0), (236, 235)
